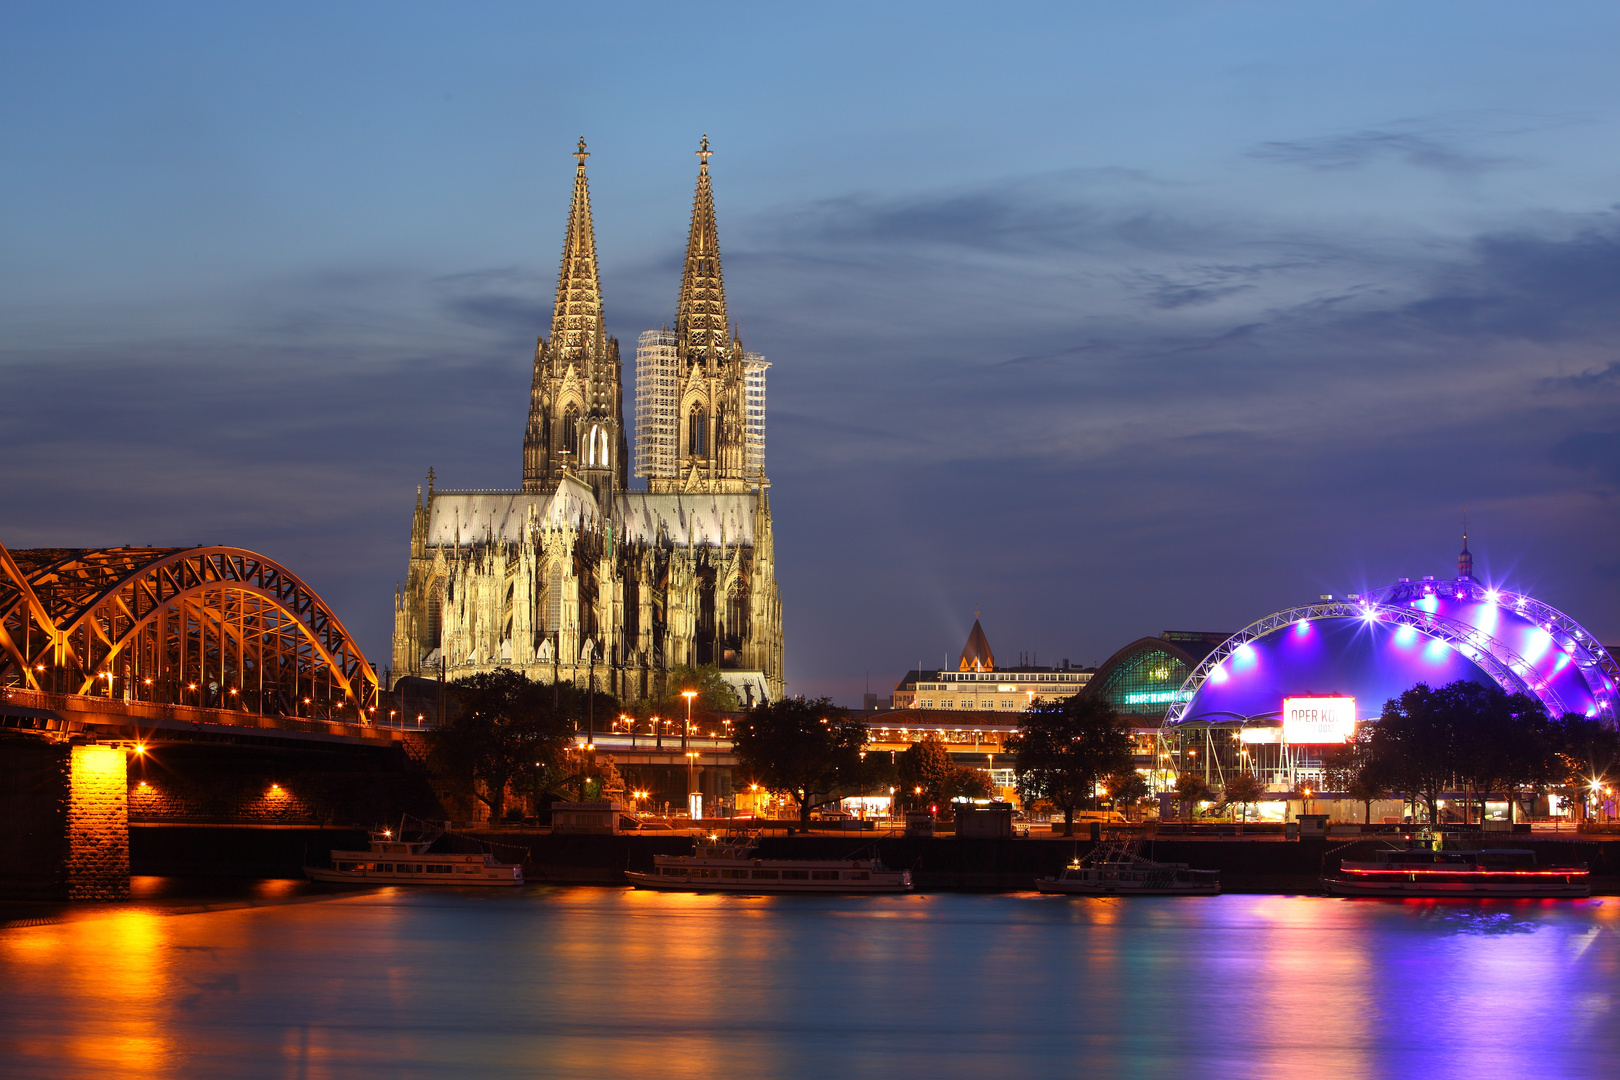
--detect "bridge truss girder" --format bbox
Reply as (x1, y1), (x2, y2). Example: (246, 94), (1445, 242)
(0, 544), (378, 720)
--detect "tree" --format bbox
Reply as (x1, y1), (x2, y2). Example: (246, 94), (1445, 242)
(894, 734), (991, 811)
(1318, 737), (1388, 824)
(1478, 693), (1558, 823)
(426, 668), (573, 822)
(1365, 682), (1467, 826)
(1102, 770), (1150, 821)
(1365, 680), (1558, 826)
(732, 697), (867, 825)
(1174, 773), (1211, 821)
(897, 735), (952, 810)
(1222, 772), (1264, 822)
(1319, 742), (1359, 797)
(1345, 765), (1391, 826)
(1553, 714), (1620, 820)
(1007, 696), (1133, 836)
(660, 664), (742, 712)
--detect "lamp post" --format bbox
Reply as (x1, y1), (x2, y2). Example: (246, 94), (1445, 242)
(652, 716), (662, 750)
(683, 690), (699, 821)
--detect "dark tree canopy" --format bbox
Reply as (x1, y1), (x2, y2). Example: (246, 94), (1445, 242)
(1365, 679), (1555, 825)
(897, 734), (992, 812)
(426, 667), (574, 822)
(1007, 695), (1133, 835)
(1173, 773), (1212, 820)
(1221, 772), (1264, 821)
(732, 697), (867, 824)
(1103, 768), (1151, 819)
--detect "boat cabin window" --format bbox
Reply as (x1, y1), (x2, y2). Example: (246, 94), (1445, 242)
(811, 870), (840, 881)
(781, 870), (810, 880)
(661, 867), (687, 876)
(751, 870), (779, 880)
(722, 869), (748, 878)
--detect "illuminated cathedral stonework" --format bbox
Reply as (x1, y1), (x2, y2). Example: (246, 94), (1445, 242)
(392, 139), (784, 703)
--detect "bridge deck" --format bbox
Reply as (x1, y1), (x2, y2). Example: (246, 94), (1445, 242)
(1, 687), (391, 747)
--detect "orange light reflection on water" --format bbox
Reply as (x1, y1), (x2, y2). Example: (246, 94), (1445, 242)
(1, 910), (174, 1077)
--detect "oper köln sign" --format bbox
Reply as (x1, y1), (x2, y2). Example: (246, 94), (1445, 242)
(1281, 696), (1357, 744)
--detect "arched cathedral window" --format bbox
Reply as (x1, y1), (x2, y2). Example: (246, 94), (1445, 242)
(688, 406), (707, 456)
(562, 406), (579, 455)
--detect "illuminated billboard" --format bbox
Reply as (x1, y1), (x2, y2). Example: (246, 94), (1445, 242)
(1282, 697), (1357, 744)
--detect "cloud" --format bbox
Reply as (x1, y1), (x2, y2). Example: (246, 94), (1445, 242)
(1248, 129), (1513, 175)
(7, 167), (1620, 698)
(1542, 360), (1620, 389)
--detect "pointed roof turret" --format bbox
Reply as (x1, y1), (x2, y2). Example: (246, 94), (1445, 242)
(959, 618), (995, 673)
(551, 136), (606, 364)
(1458, 512), (1474, 581)
(676, 134), (730, 359)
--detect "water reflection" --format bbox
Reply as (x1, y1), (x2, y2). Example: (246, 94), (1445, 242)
(1, 889), (1617, 1079)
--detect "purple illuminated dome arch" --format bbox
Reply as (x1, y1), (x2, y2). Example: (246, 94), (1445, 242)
(1164, 576), (1618, 732)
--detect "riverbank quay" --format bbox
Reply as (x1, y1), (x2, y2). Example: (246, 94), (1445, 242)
(118, 824), (1620, 894)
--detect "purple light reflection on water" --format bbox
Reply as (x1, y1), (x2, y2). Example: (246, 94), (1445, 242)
(1, 889), (1617, 1079)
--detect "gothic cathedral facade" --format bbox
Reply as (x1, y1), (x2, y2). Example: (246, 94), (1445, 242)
(392, 139), (785, 704)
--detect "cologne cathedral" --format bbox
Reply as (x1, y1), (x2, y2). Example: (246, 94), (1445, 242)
(392, 138), (784, 704)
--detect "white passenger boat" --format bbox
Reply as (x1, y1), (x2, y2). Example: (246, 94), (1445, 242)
(1037, 840), (1220, 896)
(1324, 834), (1588, 898)
(624, 832), (911, 893)
(304, 825), (524, 887)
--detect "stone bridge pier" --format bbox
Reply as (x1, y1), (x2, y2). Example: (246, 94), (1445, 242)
(0, 740), (130, 901)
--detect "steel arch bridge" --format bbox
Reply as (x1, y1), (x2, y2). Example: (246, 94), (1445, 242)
(0, 544), (378, 720)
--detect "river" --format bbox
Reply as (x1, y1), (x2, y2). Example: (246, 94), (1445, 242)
(2, 880), (1617, 1079)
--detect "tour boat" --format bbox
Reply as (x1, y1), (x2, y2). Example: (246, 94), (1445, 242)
(304, 826), (524, 887)
(1324, 836), (1588, 898)
(1037, 840), (1220, 896)
(624, 832), (911, 893)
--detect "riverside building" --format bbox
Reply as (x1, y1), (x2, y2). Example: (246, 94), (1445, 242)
(892, 619), (1092, 712)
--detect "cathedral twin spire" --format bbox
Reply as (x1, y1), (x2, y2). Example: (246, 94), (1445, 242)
(676, 134), (734, 361)
(551, 136), (607, 367)
(547, 134), (732, 367)
(526, 135), (747, 497)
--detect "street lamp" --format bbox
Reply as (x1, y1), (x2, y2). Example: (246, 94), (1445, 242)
(683, 690), (699, 820)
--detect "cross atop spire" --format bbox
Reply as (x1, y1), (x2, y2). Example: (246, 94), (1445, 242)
(676, 136), (729, 358)
(552, 138), (605, 363)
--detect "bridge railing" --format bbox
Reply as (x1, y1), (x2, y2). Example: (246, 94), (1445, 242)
(1, 686), (390, 742)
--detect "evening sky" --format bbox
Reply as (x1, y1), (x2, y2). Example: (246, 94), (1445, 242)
(4, 3), (1619, 702)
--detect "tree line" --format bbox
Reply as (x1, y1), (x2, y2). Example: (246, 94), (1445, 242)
(1314, 680), (1619, 825)
(423, 666), (1619, 831)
